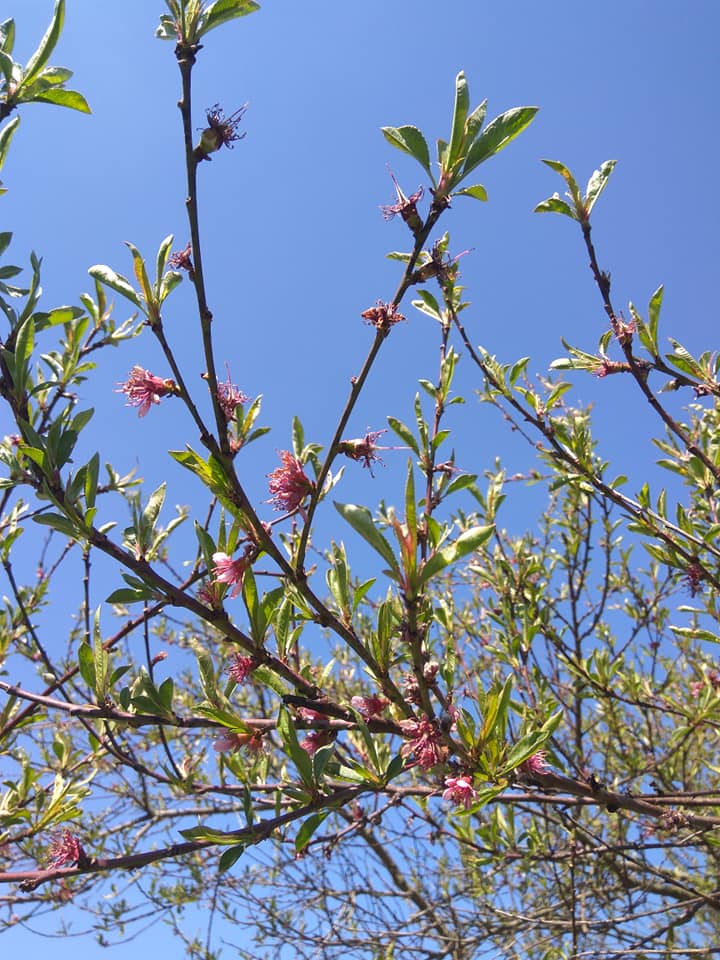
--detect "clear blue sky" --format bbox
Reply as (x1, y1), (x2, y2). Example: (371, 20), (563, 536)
(2, 1), (719, 955)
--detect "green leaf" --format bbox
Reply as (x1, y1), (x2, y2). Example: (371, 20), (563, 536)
(295, 811), (329, 853)
(33, 512), (79, 539)
(0, 18), (16, 55)
(447, 71), (470, 169)
(88, 264), (142, 311)
(199, 0), (261, 36)
(584, 159), (616, 217)
(0, 116), (20, 174)
(276, 705), (315, 790)
(381, 125), (433, 179)
(386, 416), (420, 456)
(27, 88), (90, 113)
(420, 524), (494, 584)
(462, 106), (538, 176)
(334, 502), (400, 576)
(20, 0), (64, 90)
(218, 844), (246, 872)
(454, 184), (488, 201)
(533, 195), (577, 219)
(540, 158), (583, 211)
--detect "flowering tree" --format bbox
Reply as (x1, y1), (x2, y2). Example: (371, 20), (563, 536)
(1, 3), (719, 958)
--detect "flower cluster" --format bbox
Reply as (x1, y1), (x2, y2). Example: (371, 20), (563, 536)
(519, 751), (550, 777)
(267, 451), (313, 513)
(400, 716), (448, 770)
(117, 366), (179, 417)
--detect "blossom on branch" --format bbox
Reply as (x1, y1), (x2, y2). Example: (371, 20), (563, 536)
(361, 300), (405, 336)
(48, 830), (86, 869)
(228, 653), (256, 684)
(212, 551), (251, 599)
(267, 451), (313, 513)
(400, 716), (448, 770)
(300, 730), (332, 756)
(519, 751), (550, 777)
(195, 103), (248, 160)
(350, 694), (389, 720)
(213, 731), (264, 755)
(216, 372), (249, 422)
(380, 170), (424, 235)
(117, 366), (178, 417)
(442, 775), (478, 810)
(168, 241), (193, 273)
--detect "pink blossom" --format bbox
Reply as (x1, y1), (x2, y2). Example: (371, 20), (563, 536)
(117, 366), (178, 417)
(48, 830), (85, 868)
(520, 751), (550, 777)
(351, 694), (389, 720)
(212, 551), (249, 598)
(168, 241), (193, 272)
(300, 730), (332, 756)
(228, 654), (256, 684)
(213, 731), (264, 755)
(267, 451), (313, 513)
(295, 706), (326, 722)
(380, 170), (424, 234)
(400, 716), (448, 770)
(442, 775), (478, 810)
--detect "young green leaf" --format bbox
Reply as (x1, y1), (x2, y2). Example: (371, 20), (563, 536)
(462, 107), (538, 176)
(381, 125), (433, 179)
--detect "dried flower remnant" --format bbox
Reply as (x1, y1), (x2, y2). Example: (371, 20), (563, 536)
(338, 430), (387, 474)
(380, 170), (424, 234)
(168, 241), (194, 274)
(350, 694), (389, 720)
(48, 830), (86, 869)
(228, 653), (256, 684)
(400, 716), (448, 770)
(593, 359), (631, 378)
(195, 103), (248, 160)
(117, 367), (179, 417)
(684, 561), (704, 597)
(267, 451), (313, 513)
(519, 751), (550, 778)
(212, 551), (251, 599)
(442, 775), (478, 810)
(216, 373), (250, 422)
(361, 301), (405, 336)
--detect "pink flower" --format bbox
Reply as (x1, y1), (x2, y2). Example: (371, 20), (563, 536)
(212, 551), (250, 598)
(300, 730), (332, 756)
(380, 170), (424, 234)
(520, 751), (550, 777)
(117, 366), (178, 417)
(213, 731), (264, 755)
(168, 241), (193, 273)
(48, 830), (85, 869)
(267, 451), (313, 513)
(228, 654), (256, 684)
(400, 716), (448, 770)
(216, 373), (249, 422)
(442, 775), (478, 810)
(351, 694), (389, 720)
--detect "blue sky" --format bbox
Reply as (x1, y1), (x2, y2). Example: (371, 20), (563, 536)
(2, 0), (720, 955)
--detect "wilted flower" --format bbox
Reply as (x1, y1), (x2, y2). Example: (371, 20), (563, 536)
(380, 170), (424, 234)
(216, 372), (250, 422)
(117, 366), (178, 417)
(168, 241), (193, 273)
(520, 751), (550, 777)
(338, 430), (387, 474)
(195, 103), (248, 159)
(684, 562), (704, 598)
(48, 830), (85, 869)
(400, 716), (448, 770)
(228, 653), (256, 684)
(350, 694), (389, 720)
(442, 775), (478, 810)
(361, 300), (405, 335)
(212, 551), (250, 598)
(267, 451), (313, 513)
